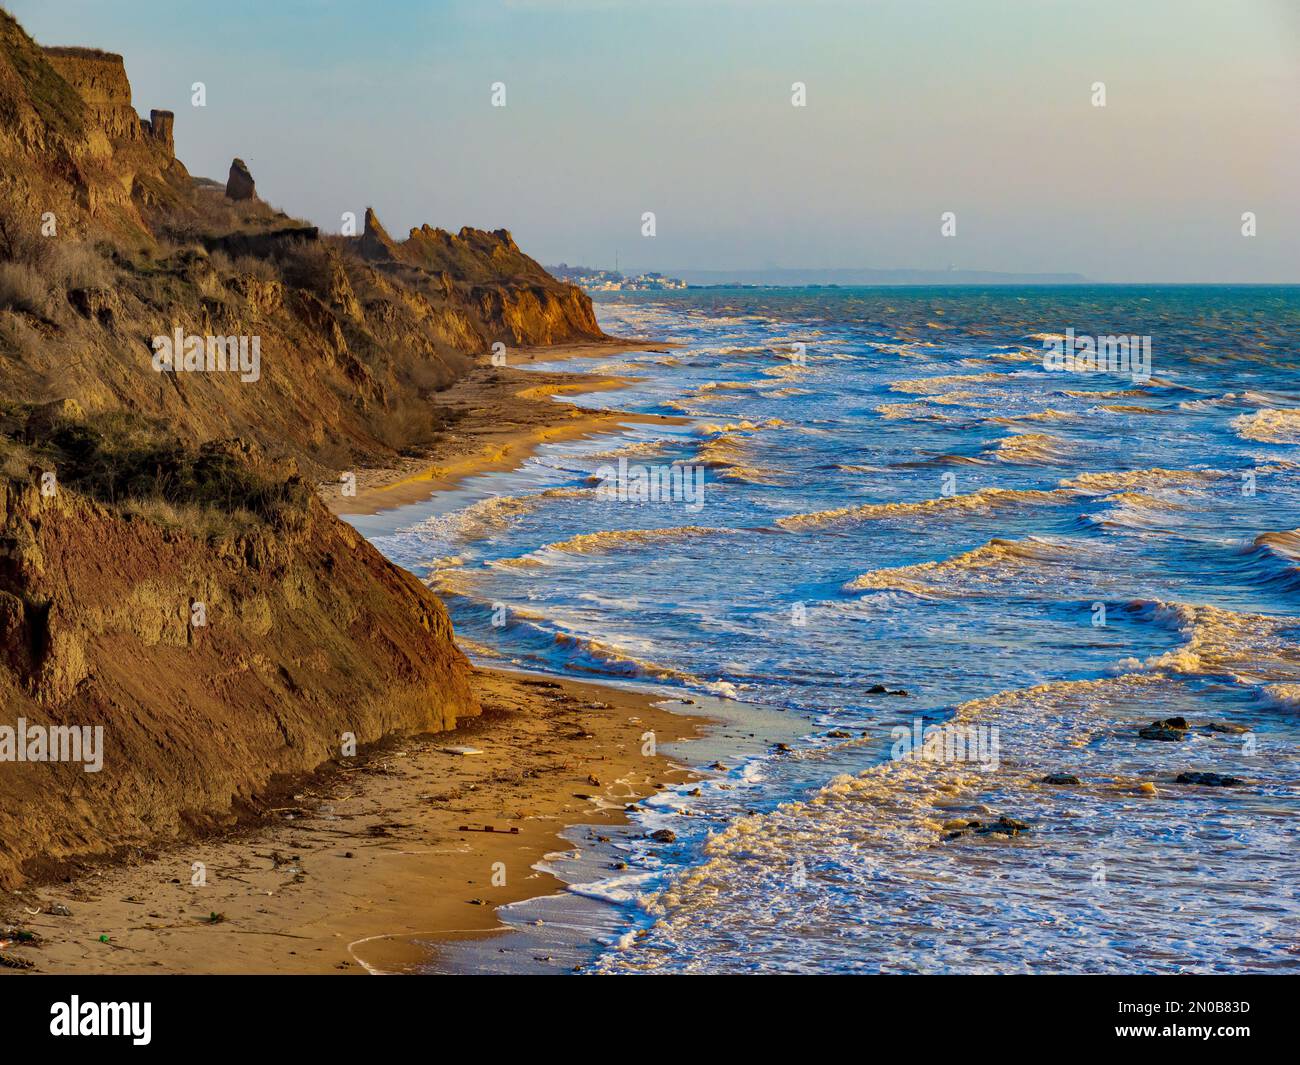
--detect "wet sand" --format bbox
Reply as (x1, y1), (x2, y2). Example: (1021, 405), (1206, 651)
(0, 670), (703, 975)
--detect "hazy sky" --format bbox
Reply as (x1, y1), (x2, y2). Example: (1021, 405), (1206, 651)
(12, 0), (1299, 280)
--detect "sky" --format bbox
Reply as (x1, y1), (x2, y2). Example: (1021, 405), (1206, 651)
(10, 0), (1300, 281)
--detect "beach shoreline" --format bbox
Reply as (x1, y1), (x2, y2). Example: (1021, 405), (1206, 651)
(324, 338), (681, 517)
(0, 333), (717, 977)
(1, 668), (707, 975)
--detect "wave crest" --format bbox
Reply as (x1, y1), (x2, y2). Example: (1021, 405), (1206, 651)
(491, 525), (745, 567)
(1232, 408), (1300, 444)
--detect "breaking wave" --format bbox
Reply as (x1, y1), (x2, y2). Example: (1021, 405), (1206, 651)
(889, 372), (1005, 394)
(490, 525), (746, 567)
(1115, 599), (1300, 686)
(983, 431), (1072, 465)
(775, 485), (1068, 530)
(843, 535), (1082, 595)
(1232, 407), (1300, 444)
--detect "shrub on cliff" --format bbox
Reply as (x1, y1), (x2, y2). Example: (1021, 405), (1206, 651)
(271, 236), (334, 295)
(0, 260), (48, 315)
(6, 406), (310, 530)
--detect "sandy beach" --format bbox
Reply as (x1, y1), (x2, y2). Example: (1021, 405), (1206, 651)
(1, 669), (703, 975)
(321, 340), (682, 516)
(0, 338), (712, 976)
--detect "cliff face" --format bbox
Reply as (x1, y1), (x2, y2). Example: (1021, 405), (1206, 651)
(0, 19), (189, 241)
(0, 11), (606, 475)
(41, 48), (145, 145)
(359, 209), (605, 346)
(0, 470), (475, 888)
(0, 11), (607, 886)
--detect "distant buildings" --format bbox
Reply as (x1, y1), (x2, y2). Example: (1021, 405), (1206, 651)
(548, 264), (688, 292)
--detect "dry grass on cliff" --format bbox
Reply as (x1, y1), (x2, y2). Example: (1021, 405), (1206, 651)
(0, 260), (48, 314)
(40, 45), (122, 60)
(1, 404), (311, 536)
(232, 254), (279, 282)
(269, 236), (335, 294)
(0, 243), (113, 317)
(156, 183), (299, 247)
(0, 428), (35, 480)
(0, 314), (39, 361)
(46, 240), (112, 289)
(119, 496), (263, 539)
(0, 10), (86, 137)
(0, 185), (116, 316)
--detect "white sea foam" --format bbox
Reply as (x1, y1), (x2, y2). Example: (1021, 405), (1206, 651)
(1232, 407), (1300, 444)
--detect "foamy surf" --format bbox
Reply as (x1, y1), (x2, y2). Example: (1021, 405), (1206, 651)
(1232, 407), (1300, 444)
(843, 535), (1083, 595)
(983, 431), (1072, 465)
(489, 525), (746, 568)
(775, 485), (1068, 529)
(365, 286), (1300, 975)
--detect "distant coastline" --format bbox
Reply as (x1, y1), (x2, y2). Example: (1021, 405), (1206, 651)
(666, 266), (1091, 286)
(550, 265), (1091, 291)
(547, 264), (688, 292)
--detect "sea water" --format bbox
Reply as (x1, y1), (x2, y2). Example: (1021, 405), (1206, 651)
(353, 285), (1300, 973)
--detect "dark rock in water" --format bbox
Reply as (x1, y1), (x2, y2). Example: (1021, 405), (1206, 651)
(773, 742), (793, 753)
(942, 815), (1030, 840)
(1040, 773), (1081, 785)
(1139, 722), (1188, 741)
(1136, 717), (1247, 738)
(825, 729), (851, 739)
(649, 829), (677, 843)
(867, 684), (910, 696)
(1174, 772), (1244, 787)
(977, 816), (1030, 836)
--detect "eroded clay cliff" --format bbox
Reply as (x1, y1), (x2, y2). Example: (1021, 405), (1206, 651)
(0, 459), (475, 887)
(0, 10), (606, 886)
